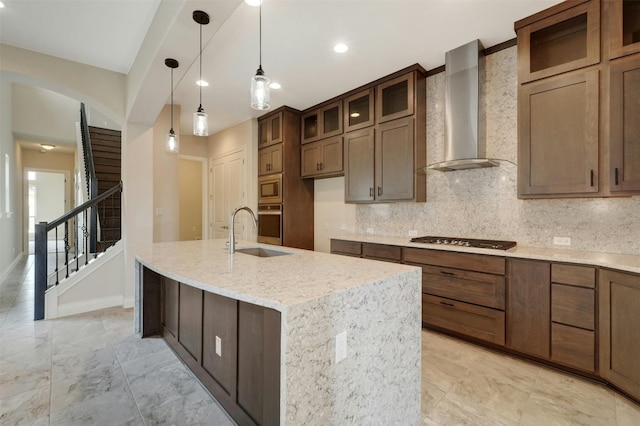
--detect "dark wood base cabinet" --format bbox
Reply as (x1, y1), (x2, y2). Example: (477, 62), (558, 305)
(599, 269), (640, 402)
(144, 268), (281, 426)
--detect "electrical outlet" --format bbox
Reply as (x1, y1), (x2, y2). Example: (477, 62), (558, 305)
(215, 336), (222, 357)
(366, 227), (374, 235)
(553, 236), (571, 246)
(409, 230), (418, 237)
(335, 331), (347, 363)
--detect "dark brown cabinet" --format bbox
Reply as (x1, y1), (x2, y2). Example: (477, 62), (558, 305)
(344, 88), (375, 132)
(606, 0), (640, 59)
(258, 143), (282, 176)
(516, 0), (601, 83)
(599, 269), (640, 402)
(610, 54), (640, 192)
(506, 259), (550, 359)
(202, 292), (237, 399)
(550, 263), (596, 373)
(405, 247), (506, 346)
(330, 239), (362, 257)
(258, 110), (283, 148)
(518, 69), (600, 197)
(517, 0), (640, 198)
(301, 136), (343, 178)
(178, 283), (203, 363)
(344, 117), (420, 202)
(161, 277), (179, 339)
(301, 101), (343, 144)
(376, 73), (415, 123)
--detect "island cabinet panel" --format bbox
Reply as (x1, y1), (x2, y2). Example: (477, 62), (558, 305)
(202, 292), (237, 399)
(237, 302), (281, 426)
(506, 259), (551, 359)
(141, 267), (162, 337)
(162, 277), (179, 339)
(599, 269), (640, 401)
(178, 283), (203, 363)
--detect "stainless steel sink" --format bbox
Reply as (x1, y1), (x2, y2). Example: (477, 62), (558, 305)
(234, 247), (290, 258)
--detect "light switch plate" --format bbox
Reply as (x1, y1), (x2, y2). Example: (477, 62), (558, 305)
(409, 230), (418, 237)
(366, 228), (374, 235)
(553, 236), (571, 246)
(215, 336), (222, 357)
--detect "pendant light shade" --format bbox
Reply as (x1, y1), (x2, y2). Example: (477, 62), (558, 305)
(165, 58), (179, 153)
(193, 10), (210, 136)
(251, 2), (270, 110)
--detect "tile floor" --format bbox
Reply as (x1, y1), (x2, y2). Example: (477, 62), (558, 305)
(1, 255), (640, 425)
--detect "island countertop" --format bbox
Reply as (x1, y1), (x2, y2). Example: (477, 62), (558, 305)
(135, 238), (420, 312)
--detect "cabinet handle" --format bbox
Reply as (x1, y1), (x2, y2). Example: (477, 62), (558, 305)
(369, 187), (374, 197)
(320, 162), (324, 170)
(316, 163), (320, 171)
(439, 301), (455, 307)
(377, 186), (382, 196)
(440, 271), (455, 276)
(615, 167), (619, 186)
(590, 169), (594, 187)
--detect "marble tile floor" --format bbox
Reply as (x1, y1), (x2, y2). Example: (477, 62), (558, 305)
(2, 256), (640, 425)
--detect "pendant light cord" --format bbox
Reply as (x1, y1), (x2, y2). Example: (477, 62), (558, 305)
(199, 22), (203, 108)
(259, 2), (262, 68)
(170, 68), (174, 131)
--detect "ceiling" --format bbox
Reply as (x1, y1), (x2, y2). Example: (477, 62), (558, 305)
(1, 0), (563, 144)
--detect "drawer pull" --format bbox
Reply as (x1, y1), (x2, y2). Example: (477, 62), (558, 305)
(440, 271), (455, 276)
(439, 301), (455, 307)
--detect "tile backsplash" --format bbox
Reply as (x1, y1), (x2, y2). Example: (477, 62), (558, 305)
(355, 47), (640, 255)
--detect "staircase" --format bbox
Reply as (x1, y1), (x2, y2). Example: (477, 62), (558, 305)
(88, 126), (122, 251)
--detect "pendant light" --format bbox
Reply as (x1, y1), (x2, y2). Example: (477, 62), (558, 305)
(250, 1), (270, 110)
(165, 58), (179, 153)
(193, 10), (210, 136)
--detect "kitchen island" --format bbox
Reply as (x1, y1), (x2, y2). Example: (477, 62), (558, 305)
(135, 239), (422, 426)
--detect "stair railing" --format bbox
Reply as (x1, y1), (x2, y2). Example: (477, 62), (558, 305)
(34, 181), (122, 320)
(79, 103), (99, 253)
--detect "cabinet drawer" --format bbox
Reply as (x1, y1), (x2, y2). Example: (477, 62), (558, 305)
(552, 283), (595, 330)
(421, 266), (505, 310)
(404, 248), (505, 275)
(552, 263), (595, 288)
(362, 243), (402, 262)
(330, 239), (362, 256)
(422, 294), (505, 346)
(551, 322), (595, 373)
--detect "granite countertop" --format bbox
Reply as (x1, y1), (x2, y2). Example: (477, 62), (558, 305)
(136, 239), (419, 312)
(331, 233), (640, 274)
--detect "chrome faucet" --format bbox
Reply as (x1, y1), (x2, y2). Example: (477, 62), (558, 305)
(228, 206), (258, 254)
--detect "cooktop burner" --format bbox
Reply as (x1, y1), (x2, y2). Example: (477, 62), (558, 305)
(410, 236), (517, 250)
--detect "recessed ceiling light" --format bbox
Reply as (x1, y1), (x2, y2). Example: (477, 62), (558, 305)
(350, 112), (360, 118)
(333, 43), (349, 53)
(40, 144), (56, 151)
(269, 82), (281, 90)
(196, 80), (209, 87)
(244, 0), (262, 6)
(0, 2), (5, 9)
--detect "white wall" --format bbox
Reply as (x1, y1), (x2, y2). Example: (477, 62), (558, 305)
(153, 104), (180, 243)
(334, 47), (640, 256)
(0, 80), (23, 279)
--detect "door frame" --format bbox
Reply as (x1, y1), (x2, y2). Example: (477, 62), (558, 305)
(178, 154), (209, 241)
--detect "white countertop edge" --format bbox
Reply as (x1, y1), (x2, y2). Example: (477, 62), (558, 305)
(330, 233), (640, 275)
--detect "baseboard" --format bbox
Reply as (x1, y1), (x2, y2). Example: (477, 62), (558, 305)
(56, 295), (123, 318)
(0, 252), (25, 283)
(122, 296), (135, 308)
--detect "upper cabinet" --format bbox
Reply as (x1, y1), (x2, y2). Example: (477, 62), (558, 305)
(516, 0), (640, 198)
(516, 0), (601, 83)
(609, 54), (640, 193)
(301, 101), (343, 144)
(606, 0), (640, 59)
(259, 111), (283, 148)
(376, 73), (415, 123)
(344, 88), (375, 132)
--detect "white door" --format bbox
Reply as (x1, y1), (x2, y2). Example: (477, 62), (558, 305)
(210, 150), (245, 240)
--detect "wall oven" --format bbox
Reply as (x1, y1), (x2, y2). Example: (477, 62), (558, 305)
(257, 204), (282, 245)
(258, 174), (282, 204)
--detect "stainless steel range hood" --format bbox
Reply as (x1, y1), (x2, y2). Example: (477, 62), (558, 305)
(427, 40), (499, 172)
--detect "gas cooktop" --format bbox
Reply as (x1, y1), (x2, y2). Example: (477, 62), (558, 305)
(410, 236), (517, 250)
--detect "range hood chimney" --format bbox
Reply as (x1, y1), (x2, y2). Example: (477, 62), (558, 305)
(427, 39), (499, 172)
